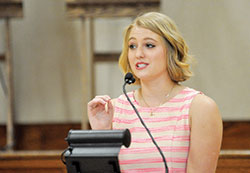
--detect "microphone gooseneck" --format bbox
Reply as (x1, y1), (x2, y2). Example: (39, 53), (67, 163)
(123, 72), (168, 173)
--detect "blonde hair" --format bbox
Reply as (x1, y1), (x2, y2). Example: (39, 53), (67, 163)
(119, 12), (193, 84)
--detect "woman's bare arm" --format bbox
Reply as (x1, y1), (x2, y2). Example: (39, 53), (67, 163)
(187, 94), (223, 173)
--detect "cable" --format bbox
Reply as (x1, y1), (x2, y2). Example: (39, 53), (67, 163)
(123, 82), (168, 173)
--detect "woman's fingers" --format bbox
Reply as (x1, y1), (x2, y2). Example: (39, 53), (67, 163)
(94, 95), (111, 102)
(87, 95), (113, 130)
(88, 95), (112, 113)
(107, 99), (114, 115)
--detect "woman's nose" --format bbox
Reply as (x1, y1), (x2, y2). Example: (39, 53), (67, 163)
(135, 46), (144, 59)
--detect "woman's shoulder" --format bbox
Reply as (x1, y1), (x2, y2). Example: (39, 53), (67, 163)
(189, 93), (222, 127)
(191, 94), (218, 113)
(181, 86), (201, 95)
(172, 86), (201, 102)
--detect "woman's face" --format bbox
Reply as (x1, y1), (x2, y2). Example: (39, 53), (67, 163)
(128, 26), (168, 82)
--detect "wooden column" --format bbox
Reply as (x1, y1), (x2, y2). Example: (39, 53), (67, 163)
(80, 17), (95, 129)
(0, 0), (23, 151)
(5, 18), (15, 151)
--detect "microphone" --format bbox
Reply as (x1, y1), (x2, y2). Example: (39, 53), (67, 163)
(124, 72), (136, 84)
(122, 72), (169, 173)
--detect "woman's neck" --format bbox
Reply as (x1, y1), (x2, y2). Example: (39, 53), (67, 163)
(139, 75), (177, 107)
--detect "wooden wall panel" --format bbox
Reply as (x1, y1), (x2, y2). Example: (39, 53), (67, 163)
(0, 125), (6, 150)
(222, 121), (250, 149)
(0, 124), (81, 150)
(14, 124), (81, 150)
(0, 54), (5, 61)
(0, 121), (249, 150)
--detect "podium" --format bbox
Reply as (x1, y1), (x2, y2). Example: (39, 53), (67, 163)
(62, 129), (131, 173)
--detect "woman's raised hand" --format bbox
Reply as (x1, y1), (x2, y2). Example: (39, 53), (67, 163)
(87, 95), (114, 130)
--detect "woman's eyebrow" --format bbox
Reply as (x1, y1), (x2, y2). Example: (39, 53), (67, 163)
(128, 37), (158, 42)
(144, 37), (158, 42)
(128, 37), (136, 41)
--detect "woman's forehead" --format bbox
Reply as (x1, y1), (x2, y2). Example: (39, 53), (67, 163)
(128, 26), (160, 40)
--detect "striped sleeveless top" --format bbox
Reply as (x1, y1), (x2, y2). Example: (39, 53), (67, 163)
(112, 87), (201, 173)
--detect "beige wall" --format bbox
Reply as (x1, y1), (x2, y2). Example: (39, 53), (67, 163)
(0, 0), (249, 124)
(0, 0), (84, 123)
(96, 0), (250, 120)
(161, 0), (250, 120)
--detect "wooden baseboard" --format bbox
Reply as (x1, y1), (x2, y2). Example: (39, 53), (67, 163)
(217, 150), (250, 172)
(0, 151), (67, 173)
(0, 121), (249, 150)
(0, 150), (249, 172)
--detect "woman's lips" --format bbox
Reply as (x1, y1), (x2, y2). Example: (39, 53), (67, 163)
(136, 62), (149, 70)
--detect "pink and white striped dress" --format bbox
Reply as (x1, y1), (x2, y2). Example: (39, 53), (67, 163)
(112, 87), (201, 173)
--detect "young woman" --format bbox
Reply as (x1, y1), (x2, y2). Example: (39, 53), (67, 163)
(88, 12), (223, 173)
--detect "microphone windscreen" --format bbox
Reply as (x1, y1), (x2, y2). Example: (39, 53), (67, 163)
(124, 72), (135, 84)
(125, 72), (133, 80)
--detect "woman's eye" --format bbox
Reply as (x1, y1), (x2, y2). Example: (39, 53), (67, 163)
(146, 43), (155, 48)
(129, 44), (136, 49)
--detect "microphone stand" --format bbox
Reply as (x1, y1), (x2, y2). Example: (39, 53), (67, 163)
(122, 82), (169, 173)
